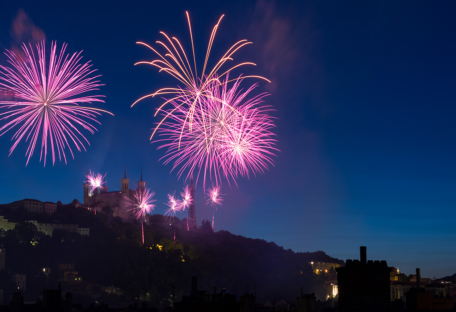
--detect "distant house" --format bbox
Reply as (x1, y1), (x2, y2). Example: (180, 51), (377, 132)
(27, 220), (90, 237)
(6, 199), (57, 215)
(13, 274), (26, 291)
(0, 216), (17, 232)
(43, 202), (57, 215)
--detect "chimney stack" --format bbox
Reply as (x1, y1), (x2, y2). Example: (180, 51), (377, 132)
(191, 276), (197, 297)
(416, 268), (421, 290)
(360, 246), (367, 264)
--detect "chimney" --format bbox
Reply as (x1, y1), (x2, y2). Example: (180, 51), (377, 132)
(301, 287), (303, 296)
(360, 246), (366, 264)
(191, 276), (197, 297)
(416, 268), (421, 290)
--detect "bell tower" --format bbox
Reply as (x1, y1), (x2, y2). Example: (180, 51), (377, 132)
(137, 168), (146, 192)
(83, 171), (91, 205)
(187, 177), (197, 230)
(121, 165), (129, 194)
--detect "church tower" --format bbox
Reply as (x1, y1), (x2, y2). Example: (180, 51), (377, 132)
(121, 165), (130, 194)
(187, 177), (197, 230)
(101, 175), (108, 193)
(137, 168), (146, 192)
(83, 171), (91, 205)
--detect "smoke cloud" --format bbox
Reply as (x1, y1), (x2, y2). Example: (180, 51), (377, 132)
(10, 9), (46, 59)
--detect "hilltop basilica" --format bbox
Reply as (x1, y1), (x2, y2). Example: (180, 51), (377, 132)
(82, 166), (197, 229)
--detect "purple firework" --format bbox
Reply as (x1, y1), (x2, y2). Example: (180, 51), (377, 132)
(124, 188), (156, 245)
(155, 76), (278, 188)
(0, 40), (112, 166)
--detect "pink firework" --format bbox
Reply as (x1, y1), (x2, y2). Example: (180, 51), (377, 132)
(124, 188), (156, 245)
(164, 193), (181, 220)
(156, 76), (278, 188)
(206, 185), (223, 230)
(206, 185), (223, 207)
(179, 185), (193, 231)
(179, 185), (193, 212)
(0, 41), (112, 166)
(132, 12), (270, 142)
(86, 170), (106, 195)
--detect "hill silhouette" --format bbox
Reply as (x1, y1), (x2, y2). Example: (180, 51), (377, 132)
(0, 203), (343, 308)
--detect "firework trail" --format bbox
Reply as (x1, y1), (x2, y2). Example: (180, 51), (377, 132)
(206, 185), (223, 230)
(156, 76), (278, 188)
(124, 188), (156, 245)
(179, 185), (193, 231)
(86, 170), (106, 195)
(0, 40), (112, 166)
(132, 12), (270, 143)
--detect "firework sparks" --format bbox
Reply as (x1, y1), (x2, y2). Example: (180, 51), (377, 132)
(179, 185), (193, 211)
(132, 12), (270, 142)
(156, 76), (278, 188)
(86, 170), (106, 195)
(0, 40), (113, 166)
(124, 188), (156, 245)
(164, 192), (181, 219)
(207, 185), (222, 207)
(206, 185), (223, 230)
(179, 185), (193, 231)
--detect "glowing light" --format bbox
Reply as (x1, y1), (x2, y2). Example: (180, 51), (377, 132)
(0, 41), (112, 166)
(124, 188), (156, 245)
(332, 285), (338, 297)
(156, 76), (278, 188)
(86, 171), (106, 195)
(133, 12), (270, 144)
(206, 185), (223, 230)
(179, 185), (193, 211)
(164, 193), (181, 219)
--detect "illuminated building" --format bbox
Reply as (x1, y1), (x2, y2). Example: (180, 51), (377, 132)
(5, 199), (57, 215)
(336, 246), (391, 312)
(309, 261), (342, 274)
(1, 216), (89, 237)
(83, 166), (152, 223)
(0, 216), (17, 232)
(63, 271), (82, 284)
(27, 220), (90, 237)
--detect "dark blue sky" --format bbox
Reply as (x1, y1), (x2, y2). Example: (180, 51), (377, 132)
(1, 0), (456, 278)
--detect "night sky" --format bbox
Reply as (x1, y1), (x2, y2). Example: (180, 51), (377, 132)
(1, 1), (456, 278)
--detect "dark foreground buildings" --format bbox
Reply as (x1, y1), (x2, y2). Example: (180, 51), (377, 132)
(336, 246), (391, 312)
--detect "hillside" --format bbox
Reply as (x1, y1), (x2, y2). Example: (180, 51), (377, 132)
(0, 203), (343, 308)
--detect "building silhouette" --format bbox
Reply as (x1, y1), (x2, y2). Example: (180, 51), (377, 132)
(83, 166), (149, 220)
(187, 178), (197, 230)
(405, 268), (453, 311)
(336, 246), (391, 312)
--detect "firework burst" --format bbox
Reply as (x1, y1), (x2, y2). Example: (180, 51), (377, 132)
(132, 12), (270, 142)
(179, 185), (193, 211)
(164, 192), (181, 220)
(206, 185), (223, 207)
(124, 188), (156, 245)
(156, 77), (278, 187)
(86, 170), (106, 195)
(206, 185), (223, 230)
(0, 40), (112, 166)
